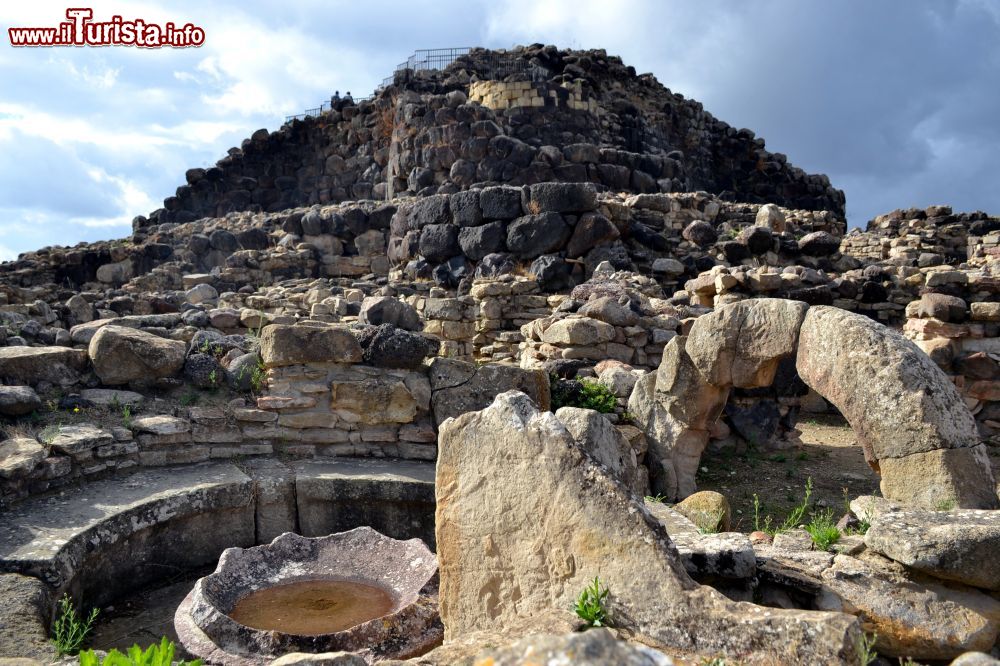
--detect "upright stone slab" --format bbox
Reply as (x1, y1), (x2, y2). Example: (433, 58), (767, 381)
(436, 391), (860, 664)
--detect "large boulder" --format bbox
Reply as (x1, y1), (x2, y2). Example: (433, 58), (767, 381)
(565, 212), (620, 258)
(479, 185), (523, 220)
(755, 203), (786, 232)
(521, 182), (597, 213)
(457, 221), (506, 261)
(419, 224), (461, 263)
(428, 358), (549, 426)
(436, 391), (860, 663)
(540, 317), (615, 347)
(88, 326), (186, 385)
(796, 306), (997, 509)
(0, 347), (87, 387)
(0, 386), (41, 417)
(682, 221), (717, 247)
(356, 324), (433, 370)
(506, 213), (571, 259)
(798, 231), (840, 257)
(358, 297), (422, 331)
(686, 298), (809, 388)
(865, 506), (1000, 591)
(259, 324), (362, 368)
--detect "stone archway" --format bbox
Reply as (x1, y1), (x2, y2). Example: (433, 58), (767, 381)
(629, 298), (1000, 510)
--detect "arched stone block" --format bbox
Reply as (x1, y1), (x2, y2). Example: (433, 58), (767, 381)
(628, 335), (727, 499)
(630, 299), (998, 509)
(686, 298), (808, 389)
(796, 306), (998, 509)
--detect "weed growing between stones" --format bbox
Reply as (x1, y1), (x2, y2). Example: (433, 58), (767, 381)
(78, 636), (202, 666)
(753, 477), (814, 536)
(551, 377), (618, 413)
(804, 507), (841, 551)
(52, 593), (99, 656)
(856, 632), (879, 666)
(573, 576), (610, 628)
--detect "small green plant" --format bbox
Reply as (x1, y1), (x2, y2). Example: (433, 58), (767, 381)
(179, 390), (200, 407)
(935, 498), (956, 511)
(644, 494), (668, 504)
(250, 358), (267, 394)
(769, 454), (787, 463)
(121, 404), (133, 430)
(573, 576), (610, 628)
(752, 493), (773, 534)
(804, 508), (841, 551)
(78, 636), (202, 666)
(753, 477), (814, 536)
(856, 631), (879, 666)
(842, 489), (873, 536)
(51, 593), (99, 656)
(695, 509), (726, 535)
(775, 477), (813, 534)
(551, 377), (618, 414)
(39, 423), (62, 446)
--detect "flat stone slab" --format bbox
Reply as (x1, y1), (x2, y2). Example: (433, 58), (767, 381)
(865, 506), (1000, 590)
(0, 462), (253, 597)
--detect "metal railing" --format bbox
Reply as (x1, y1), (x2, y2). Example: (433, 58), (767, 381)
(284, 47), (528, 124)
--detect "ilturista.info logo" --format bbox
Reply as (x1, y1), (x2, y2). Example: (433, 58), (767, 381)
(8, 8), (205, 48)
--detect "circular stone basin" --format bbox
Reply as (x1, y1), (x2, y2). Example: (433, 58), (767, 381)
(175, 527), (441, 665)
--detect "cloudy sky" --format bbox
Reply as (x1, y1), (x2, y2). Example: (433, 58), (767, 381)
(1, 0), (998, 260)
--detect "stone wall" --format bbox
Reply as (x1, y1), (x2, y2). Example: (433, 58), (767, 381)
(126, 45), (844, 232)
(841, 205), (1000, 267)
(905, 292), (1000, 444)
(467, 80), (597, 112)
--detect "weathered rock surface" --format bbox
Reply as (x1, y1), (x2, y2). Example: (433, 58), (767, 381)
(0, 386), (40, 417)
(865, 506), (1000, 590)
(428, 358), (549, 426)
(555, 406), (645, 495)
(628, 336), (727, 499)
(0, 347), (87, 387)
(356, 324), (432, 370)
(269, 654), (367, 666)
(797, 306), (998, 509)
(471, 629), (675, 666)
(686, 298), (808, 388)
(88, 325), (186, 385)
(359, 296), (422, 331)
(674, 490), (732, 533)
(816, 553), (1000, 660)
(645, 502), (756, 580)
(0, 438), (46, 479)
(436, 391), (860, 664)
(0, 574), (55, 660)
(259, 324), (362, 367)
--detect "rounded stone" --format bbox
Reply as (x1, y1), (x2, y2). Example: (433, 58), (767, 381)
(675, 490), (732, 532)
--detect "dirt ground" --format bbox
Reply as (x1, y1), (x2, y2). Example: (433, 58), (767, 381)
(697, 413), (1000, 532)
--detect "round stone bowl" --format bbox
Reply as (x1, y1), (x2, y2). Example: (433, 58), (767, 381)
(175, 527), (442, 665)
